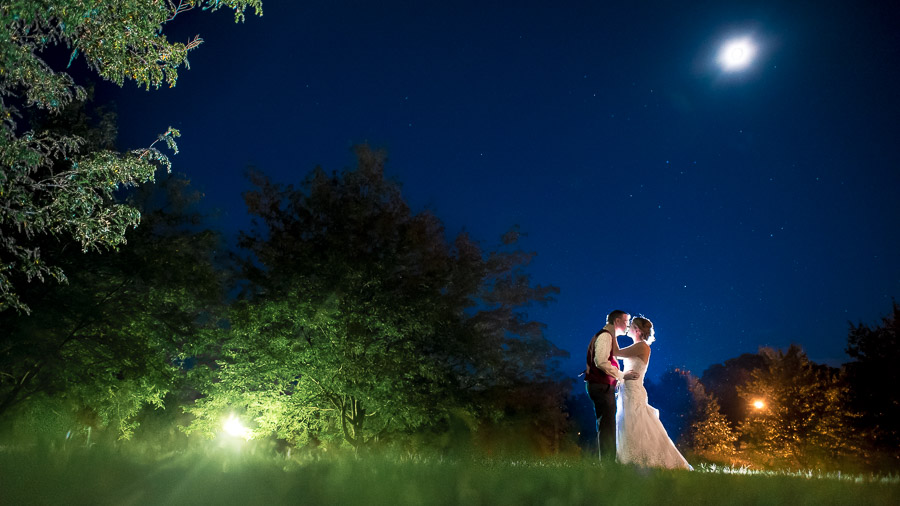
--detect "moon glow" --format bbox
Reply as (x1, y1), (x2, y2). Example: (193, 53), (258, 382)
(718, 38), (756, 71)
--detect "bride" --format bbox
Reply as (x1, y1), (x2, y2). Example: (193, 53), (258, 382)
(614, 316), (692, 470)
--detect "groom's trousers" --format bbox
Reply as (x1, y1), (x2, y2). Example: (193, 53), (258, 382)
(586, 382), (616, 462)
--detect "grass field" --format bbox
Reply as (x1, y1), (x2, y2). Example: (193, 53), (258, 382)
(1, 446), (898, 505)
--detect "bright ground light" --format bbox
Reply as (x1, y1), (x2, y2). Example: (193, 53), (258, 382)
(718, 37), (756, 71)
(223, 414), (252, 439)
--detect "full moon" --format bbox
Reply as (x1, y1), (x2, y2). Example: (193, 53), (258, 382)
(718, 37), (756, 71)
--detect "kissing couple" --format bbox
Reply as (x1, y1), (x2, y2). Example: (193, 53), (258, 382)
(584, 310), (692, 470)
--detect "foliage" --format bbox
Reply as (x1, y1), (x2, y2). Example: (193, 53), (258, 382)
(471, 376), (576, 457)
(699, 352), (767, 428)
(845, 301), (900, 468)
(0, 172), (227, 440)
(184, 146), (568, 450)
(0, 0), (262, 313)
(645, 367), (739, 463)
(684, 375), (738, 461)
(735, 345), (856, 470)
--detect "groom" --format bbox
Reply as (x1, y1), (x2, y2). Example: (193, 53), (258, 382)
(584, 310), (630, 462)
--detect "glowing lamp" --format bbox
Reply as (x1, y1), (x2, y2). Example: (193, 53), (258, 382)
(753, 400), (765, 410)
(223, 414), (253, 439)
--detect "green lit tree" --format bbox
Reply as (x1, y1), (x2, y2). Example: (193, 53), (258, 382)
(0, 172), (227, 440)
(184, 146), (566, 450)
(736, 345), (854, 469)
(0, 0), (262, 313)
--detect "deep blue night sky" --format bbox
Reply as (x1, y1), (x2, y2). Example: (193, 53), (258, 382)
(105, 1), (899, 381)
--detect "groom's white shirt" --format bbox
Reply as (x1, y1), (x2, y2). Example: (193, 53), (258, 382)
(594, 323), (624, 382)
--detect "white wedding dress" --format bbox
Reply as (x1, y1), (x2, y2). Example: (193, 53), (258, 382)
(616, 356), (693, 470)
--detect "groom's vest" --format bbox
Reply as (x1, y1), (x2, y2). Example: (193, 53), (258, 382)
(585, 329), (619, 385)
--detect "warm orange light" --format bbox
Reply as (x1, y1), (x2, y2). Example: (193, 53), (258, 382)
(753, 400), (765, 410)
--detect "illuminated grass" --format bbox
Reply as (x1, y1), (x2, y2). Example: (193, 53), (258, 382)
(1, 448), (898, 505)
(696, 462), (900, 484)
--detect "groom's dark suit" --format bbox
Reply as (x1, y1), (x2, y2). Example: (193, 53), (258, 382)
(585, 324), (623, 462)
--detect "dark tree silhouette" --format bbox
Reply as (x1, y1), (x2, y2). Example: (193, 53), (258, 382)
(845, 301), (900, 468)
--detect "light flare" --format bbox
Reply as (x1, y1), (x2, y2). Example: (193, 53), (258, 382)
(223, 414), (253, 440)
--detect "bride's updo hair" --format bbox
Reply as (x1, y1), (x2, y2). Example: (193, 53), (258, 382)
(631, 316), (656, 345)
